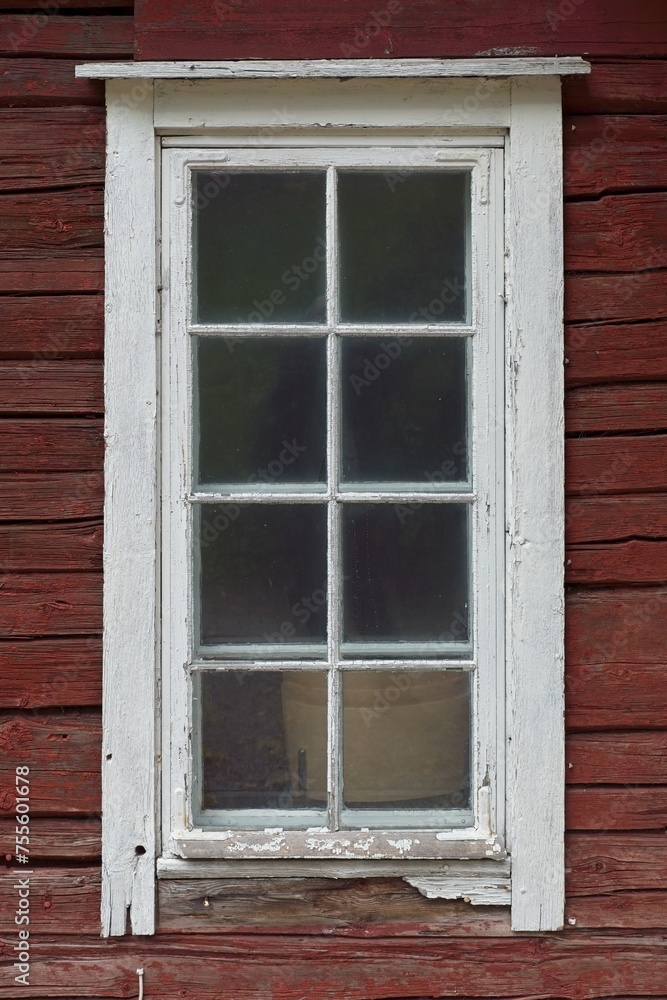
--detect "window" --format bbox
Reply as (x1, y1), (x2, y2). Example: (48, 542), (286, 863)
(83, 58), (589, 936)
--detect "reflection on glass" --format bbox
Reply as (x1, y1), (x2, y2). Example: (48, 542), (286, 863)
(343, 504), (469, 644)
(338, 171), (470, 323)
(200, 671), (327, 810)
(193, 172), (327, 324)
(198, 504), (327, 647)
(342, 670), (471, 808)
(341, 338), (468, 484)
(195, 337), (327, 487)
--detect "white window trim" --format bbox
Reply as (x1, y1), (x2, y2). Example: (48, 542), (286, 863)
(89, 58), (589, 938)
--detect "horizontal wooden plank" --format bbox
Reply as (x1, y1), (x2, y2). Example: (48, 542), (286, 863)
(0, 816), (100, 860)
(566, 587), (667, 667)
(0, 520), (102, 571)
(567, 732), (667, 784)
(0, 109), (104, 191)
(0, 638), (101, 708)
(566, 495), (667, 544)
(0, 711), (100, 814)
(134, 0), (667, 59)
(3, 933), (667, 998)
(0, 418), (103, 472)
(566, 434), (667, 496)
(0, 360), (102, 414)
(566, 540), (667, 586)
(0, 867), (99, 936)
(566, 786), (667, 831)
(566, 384), (667, 434)
(0, 187), (102, 253)
(566, 662), (667, 730)
(0, 15), (132, 58)
(564, 116), (667, 198)
(0, 58), (103, 107)
(566, 891), (667, 929)
(565, 194), (667, 273)
(565, 271), (667, 324)
(565, 321), (667, 387)
(158, 877), (511, 936)
(0, 258), (103, 293)
(0, 573), (102, 636)
(0, 295), (103, 358)
(0, 472), (103, 521)
(566, 833), (667, 895)
(563, 60), (667, 115)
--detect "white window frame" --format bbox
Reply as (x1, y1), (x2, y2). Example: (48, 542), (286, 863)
(79, 57), (590, 937)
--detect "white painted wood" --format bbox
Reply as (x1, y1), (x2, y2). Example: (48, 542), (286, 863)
(157, 856), (510, 879)
(505, 76), (565, 932)
(404, 875), (510, 906)
(102, 79), (158, 937)
(77, 57), (590, 79)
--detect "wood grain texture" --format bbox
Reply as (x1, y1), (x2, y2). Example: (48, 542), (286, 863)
(566, 384), (667, 433)
(0, 573), (102, 636)
(0, 816), (100, 860)
(566, 540), (667, 586)
(0, 472), (103, 521)
(0, 109), (104, 191)
(0, 638), (101, 707)
(567, 732), (667, 784)
(565, 271), (667, 324)
(566, 786), (667, 831)
(563, 60), (667, 115)
(565, 194), (667, 273)
(0, 520), (102, 570)
(566, 662), (667, 730)
(0, 15), (132, 58)
(566, 435), (667, 495)
(0, 419), (103, 472)
(564, 116), (667, 197)
(566, 833), (667, 895)
(0, 360), (102, 414)
(0, 867), (100, 936)
(0, 258), (103, 293)
(134, 0), (667, 59)
(0, 295), (103, 358)
(0, 58), (103, 107)
(0, 187), (102, 253)
(566, 588), (667, 667)
(565, 321), (667, 387)
(566, 891), (667, 929)
(566, 495), (667, 544)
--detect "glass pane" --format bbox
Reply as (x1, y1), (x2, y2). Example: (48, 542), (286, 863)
(193, 172), (327, 324)
(198, 504), (327, 647)
(342, 670), (471, 809)
(341, 337), (467, 484)
(195, 337), (327, 487)
(338, 171), (470, 323)
(342, 504), (469, 645)
(199, 671), (327, 811)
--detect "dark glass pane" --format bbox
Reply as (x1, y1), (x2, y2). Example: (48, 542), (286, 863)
(343, 504), (469, 644)
(342, 670), (471, 809)
(200, 671), (327, 811)
(195, 337), (327, 487)
(194, 172), (327, 324)
(198, 505), (327, 647)
(338, 171), (469, 323)
(342, 338), (467, 484)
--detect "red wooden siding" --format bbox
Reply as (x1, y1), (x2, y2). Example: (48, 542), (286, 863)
(0, 1), (666, 997)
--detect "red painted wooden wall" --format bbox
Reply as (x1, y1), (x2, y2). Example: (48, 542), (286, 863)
(1, 1), (666, 997)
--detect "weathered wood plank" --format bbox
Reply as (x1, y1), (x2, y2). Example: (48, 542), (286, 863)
(565, 321), (667, 387)
(0, 360), (102, 414)
(566, 833), (667, 895)
(0, 573), (102, 636)
(134, 0), (667, 59)
(158, 878), (511, 936)
(566, 435), (667, 495)
(0, 419), (103, 472)
(0, 258), (103, 294)
(0, 109), (104, 191)
(563, 60), (667, 115)
(566, 540), (667, 586)
(0, 638), (101, 707)
(0, 187), (102, 253)
(565, 271), (667, 324)
(566, 384), (667, 434)
(567, 732), (667, 784)
(0, 472), (103, 521)
(566, 495), (667, 544)
(566, 588), (667, 667)
(0, 520), (102, 570)
(566, 662), (667, 731)
(565, 194), (667, 273)
(566, 786), (667, 831)
(0, 817), (100, 860)
(0, 59), (103, 107)
(0, 295), (103, 358)
(566, 891), (667, 929)
(564, 116), (667, 197)
(0, 16), (132, 58)
(0, 867), (99, 936)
